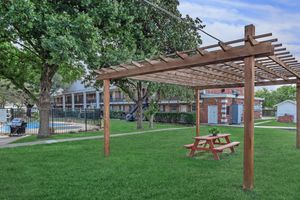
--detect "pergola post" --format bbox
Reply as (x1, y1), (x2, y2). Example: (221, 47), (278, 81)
(296, 80), (300, 148)
(195, 88), (200, 136)
(103, 79), (110, 157)
(243, 24), (255, 190)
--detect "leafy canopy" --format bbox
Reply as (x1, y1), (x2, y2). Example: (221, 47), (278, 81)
(255, 85), (296, 108)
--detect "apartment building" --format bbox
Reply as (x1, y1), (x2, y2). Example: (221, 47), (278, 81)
(52, 81), (263, 124)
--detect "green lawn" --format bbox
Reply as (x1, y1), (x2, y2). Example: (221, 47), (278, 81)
(255, 119), (296, 127)
(13, 119), (186, 143)
(1, 122), (299, 199)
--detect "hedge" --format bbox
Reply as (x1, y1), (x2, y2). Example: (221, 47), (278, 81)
(109, 111), (196, 124)
(154, 112), (196, 125)
(110, 110), (127, 119)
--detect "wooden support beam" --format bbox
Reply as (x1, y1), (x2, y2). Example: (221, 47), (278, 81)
(195, 89), (200, 136)
(132, 61), (142, 68)
(206, 64), (244, 78)
(226, 62), (275, 81)
(97, 42), (274, 80)
(197, 79), (297, 89)
(274, 48), (286, 52)
(159, 56), (170, 63)
(176, 51), (188, 59)
(297, 80), (300, 149)
(247, 35), (259, 46)
(192, 67), (242, 82)
(218, 42), (232, 51)
(103, 79), (110, 157)
(243, 24), (255, 190)
(151, 73), (215, 86)
(269, 55), (300, 78)
(196, 48), (206, 56)
(163, 71), (223, 84)
(131, 75), (198, 87)
(145, 59), (155, 65)
(255, 62), (289, 80)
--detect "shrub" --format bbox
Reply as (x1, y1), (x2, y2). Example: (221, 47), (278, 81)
(110, 110), (126, 119)
(154, 112), (196, 124)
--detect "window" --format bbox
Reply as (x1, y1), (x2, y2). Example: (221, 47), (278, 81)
(170, 104), (177, 112)
(226, 106), (230, 115)
(192, 104), (196, 111)
(160, 105), (165, 112)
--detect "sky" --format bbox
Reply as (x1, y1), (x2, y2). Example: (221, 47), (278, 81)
(178, 0), (300, 90)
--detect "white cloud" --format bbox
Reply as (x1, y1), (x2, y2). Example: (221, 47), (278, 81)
(209, 0), (282, 13)
(178, 0), (300, 59)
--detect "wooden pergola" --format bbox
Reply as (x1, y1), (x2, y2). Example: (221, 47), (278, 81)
(96, 25), (300, 190)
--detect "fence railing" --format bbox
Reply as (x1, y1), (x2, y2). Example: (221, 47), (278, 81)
(262, 109), (276, 117)
(0, 108), (102, 135)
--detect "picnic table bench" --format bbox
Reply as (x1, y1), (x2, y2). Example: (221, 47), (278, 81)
(184, 133), (240, 160)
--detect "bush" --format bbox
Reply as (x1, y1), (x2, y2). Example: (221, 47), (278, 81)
(110, 110), (126, 119)
(154, 112), (196, 124)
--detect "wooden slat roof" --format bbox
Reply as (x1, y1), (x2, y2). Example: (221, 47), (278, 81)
(96, 31), (300, 89)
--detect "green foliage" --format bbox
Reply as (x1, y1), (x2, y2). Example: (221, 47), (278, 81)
(110, 110), (126, 119)
(255, 86), (296, 108)
(0, 0), (201, 135)
(144, 101), (159, 119)
(31, 111), (39, 120)
(154, 112), (196, 124)
(208, 127), (220, 135)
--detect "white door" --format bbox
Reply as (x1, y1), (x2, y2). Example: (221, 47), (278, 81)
(208, 105), (218, 124)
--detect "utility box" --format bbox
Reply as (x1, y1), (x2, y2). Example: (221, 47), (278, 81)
(231, 104), (243, 124)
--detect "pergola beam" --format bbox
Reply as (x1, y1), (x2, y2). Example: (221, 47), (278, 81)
(192, 68), (242, 82)
(243, 24), (255, 190)
(97, 43), (274, 80)
(225, 62), (276, 81)
(297, 80), (300, 149)
(196, 79), (296, 89)
(255, 62), (289, 80)
(103, 79), (110, 157)
(195, 89), (200, 136)
(269, 56), (300, 78)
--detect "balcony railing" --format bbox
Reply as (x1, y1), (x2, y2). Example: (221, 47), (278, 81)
(110, 98), (126, 102)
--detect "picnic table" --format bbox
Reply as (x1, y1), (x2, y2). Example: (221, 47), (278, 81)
(184, 133), (240, 160)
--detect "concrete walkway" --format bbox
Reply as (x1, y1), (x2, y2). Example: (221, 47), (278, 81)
(0, 126), (193, 149)
(0, 135), (28, 146)
(216, 123), (296, 130)
(254, 120), (271, 125)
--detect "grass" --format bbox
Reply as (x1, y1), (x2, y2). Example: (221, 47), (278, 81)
(12, 119), (186, 143)
(0, 121), (299, 199)
(255, 119), (296, 127)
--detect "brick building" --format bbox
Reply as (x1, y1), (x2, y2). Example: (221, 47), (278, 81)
(52, 81), (263, 124)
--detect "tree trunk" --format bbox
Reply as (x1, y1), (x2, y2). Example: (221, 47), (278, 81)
(37, 65), (56, 138)
(149, 114), (154, 129)
(25, 104), (34, 118)
(136, 81), (143, 129)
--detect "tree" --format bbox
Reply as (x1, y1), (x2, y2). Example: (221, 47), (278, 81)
(0, 1), (140, 137)
(0, 79), (32, 108)
(110, 0), (202, 129)
(145, 83), (194, 128)
(255, 85), (296, 108)
(1, 0), (201, 135)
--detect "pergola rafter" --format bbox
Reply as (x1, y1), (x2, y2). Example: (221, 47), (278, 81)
(95, 24), (300, 191)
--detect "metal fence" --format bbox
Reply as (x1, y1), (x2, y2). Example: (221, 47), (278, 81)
(262, 109), (276, 117)
(0, 108), (102, 135)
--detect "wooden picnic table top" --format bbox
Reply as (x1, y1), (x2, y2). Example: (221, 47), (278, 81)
(194, 133), (231, 140)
